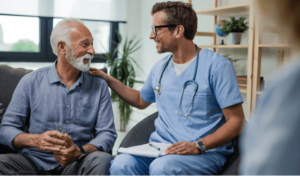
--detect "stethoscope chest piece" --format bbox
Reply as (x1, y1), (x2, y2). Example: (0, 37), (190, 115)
(154, 85), (162, 94)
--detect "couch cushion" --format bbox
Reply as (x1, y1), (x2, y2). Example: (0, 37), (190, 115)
(0, 65), (32, 123)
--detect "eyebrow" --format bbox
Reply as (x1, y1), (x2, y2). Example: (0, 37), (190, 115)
(80, 38), (93, 44)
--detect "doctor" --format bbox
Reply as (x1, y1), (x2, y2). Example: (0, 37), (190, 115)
(89, 1), (244, 175)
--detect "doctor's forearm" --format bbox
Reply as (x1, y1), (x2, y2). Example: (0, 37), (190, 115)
(200, 116), (244, 150)
(105, 75), (150, 109)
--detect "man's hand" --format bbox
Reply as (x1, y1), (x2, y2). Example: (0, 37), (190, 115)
(33, 131), (68, 152)
(89, 68), (108, 80)
(53, 134), (81, 167)
(165, 141), (199, 155)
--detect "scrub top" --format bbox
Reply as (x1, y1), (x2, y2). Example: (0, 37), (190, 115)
(140, 49), (243, 155)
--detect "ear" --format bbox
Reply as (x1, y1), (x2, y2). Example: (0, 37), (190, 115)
(174, 25), (185, 39)
(57, 41), (67, 55)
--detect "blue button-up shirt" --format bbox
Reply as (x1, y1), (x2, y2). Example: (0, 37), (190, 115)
(0, 62), (117, 171)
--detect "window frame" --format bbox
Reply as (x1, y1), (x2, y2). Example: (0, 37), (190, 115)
(0, 13), (124, 62)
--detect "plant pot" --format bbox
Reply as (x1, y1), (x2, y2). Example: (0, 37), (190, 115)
(228, 32), (243, 45)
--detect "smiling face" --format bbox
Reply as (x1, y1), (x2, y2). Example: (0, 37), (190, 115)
(66, 23), (95, 71)
(150, 11), (176, 54)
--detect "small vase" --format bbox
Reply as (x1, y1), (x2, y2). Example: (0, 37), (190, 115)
(229, 32), (243, 45)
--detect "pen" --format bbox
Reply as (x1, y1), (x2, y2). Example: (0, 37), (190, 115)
(149, 143), (160, 151)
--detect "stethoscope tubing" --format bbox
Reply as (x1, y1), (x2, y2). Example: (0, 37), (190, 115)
(154, 44), (200, 117)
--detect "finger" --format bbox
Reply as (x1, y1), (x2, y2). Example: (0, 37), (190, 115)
(89, 67), (98, 71)
(64, 133), (73, 144)
(44, 137), (67, 147)
(177, 151), (188, 155)
(48, 131), (65, 139)
(54, 155), (66, 167)
(40, 146), (60, 152)
(166, 143), (177, 151)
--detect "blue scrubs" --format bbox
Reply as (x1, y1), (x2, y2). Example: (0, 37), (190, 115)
(110, 49), (243, 175)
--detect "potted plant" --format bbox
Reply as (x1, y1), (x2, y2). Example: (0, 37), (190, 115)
(221, 16), (249, 44)
(102, 31), (144, 132)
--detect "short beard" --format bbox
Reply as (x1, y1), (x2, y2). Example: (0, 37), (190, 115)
(158, 39), (177, 54)
(65, 46), (93, 72)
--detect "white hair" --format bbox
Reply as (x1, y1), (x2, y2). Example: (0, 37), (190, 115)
(50, 18), (84, 56)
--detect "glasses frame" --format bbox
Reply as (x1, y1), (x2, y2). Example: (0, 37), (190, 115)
(151, 25), (177, 35)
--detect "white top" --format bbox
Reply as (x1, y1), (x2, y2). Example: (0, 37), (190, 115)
(172, 49), (203, 76)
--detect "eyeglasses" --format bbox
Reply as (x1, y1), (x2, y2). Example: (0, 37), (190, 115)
(151, 25), (176, 36)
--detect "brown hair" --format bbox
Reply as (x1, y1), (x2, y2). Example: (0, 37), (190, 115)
(254, 0), (300, 48)
(151, 1), (198, 40)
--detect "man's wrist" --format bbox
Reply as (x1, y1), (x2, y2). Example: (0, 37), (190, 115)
(195, 140), (206, 154)
(77, 146), (86, 161)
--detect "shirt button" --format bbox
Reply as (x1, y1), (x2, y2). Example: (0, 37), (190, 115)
(67, 105), (69, 108)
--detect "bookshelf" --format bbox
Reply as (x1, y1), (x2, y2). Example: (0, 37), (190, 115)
(189, 0), (292, 118)
(188, 0), (255, 118)
(251, 22), (292, 113)
(195, 3), (250, 16)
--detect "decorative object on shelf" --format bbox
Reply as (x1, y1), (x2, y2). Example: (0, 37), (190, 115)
(214, 20), (228, 45)
(222, 16), (249, 45)
(223, 54), (245, 62)
(101, 31), (144, 132)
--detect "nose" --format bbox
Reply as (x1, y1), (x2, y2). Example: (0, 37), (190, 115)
(149, 30), (155, 40)
(87, 44), (95, 55)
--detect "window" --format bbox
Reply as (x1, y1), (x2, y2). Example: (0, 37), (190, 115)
(0, 16), (40, 52)
(0, 14), (124, 62)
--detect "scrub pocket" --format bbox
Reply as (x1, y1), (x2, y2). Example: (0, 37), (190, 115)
(189, 94), (218, 119)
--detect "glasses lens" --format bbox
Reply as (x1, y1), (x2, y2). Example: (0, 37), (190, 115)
(151, 26), (156, 35)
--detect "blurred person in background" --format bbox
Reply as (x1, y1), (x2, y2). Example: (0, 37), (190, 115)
(240, 0), (300, 174)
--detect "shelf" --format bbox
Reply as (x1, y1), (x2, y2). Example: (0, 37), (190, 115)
(198, 45), (248, 48)
(257, 91), (263, 95)
(259, 44), (291, 48)
(195, 32), (214, 37)
(196, 3), (250, 16)
(239, 87), (247, 94)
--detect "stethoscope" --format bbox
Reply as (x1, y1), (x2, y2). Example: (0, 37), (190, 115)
(154, 44), (199, 117)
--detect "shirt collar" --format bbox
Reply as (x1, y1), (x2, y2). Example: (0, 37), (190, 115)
(48, 60), (84, 86)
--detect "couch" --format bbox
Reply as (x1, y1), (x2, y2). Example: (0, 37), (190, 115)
(119, 112), (241, 175)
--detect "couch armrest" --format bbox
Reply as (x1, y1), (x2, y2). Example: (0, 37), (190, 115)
(119, 112), (158, 148)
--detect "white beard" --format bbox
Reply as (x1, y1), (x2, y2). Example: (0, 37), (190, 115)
(66, 47), (93, 72)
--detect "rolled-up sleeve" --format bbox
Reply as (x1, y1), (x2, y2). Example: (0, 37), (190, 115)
(88, 81), (117, 152)
(0, 77), (30, 150)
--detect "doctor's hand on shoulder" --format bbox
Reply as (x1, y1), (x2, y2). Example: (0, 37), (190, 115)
(165, 141), (200, 155)
(53, 133), (81, 167)
(89, 68), (108, 81)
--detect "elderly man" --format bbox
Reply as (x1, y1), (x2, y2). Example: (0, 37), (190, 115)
(0, 18), (117, 175)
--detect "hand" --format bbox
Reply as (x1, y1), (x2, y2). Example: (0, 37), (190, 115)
(53, 133), (81, 167)
(34, 131), (68, 152)
(89, 68), (108, 80)
(165, 141), (200, 155)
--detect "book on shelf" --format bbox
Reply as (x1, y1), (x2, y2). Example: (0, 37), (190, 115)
(237, 75), (264, 82)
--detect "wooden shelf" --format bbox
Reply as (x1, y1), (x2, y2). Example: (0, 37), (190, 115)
(196, 3), (250, 16)
(259, 44), (291, 48)
(239, 87), (247, 94)
(257, 91), (263, 95)
(198, 45), (248, 48)
(195, 32), (214, 37)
